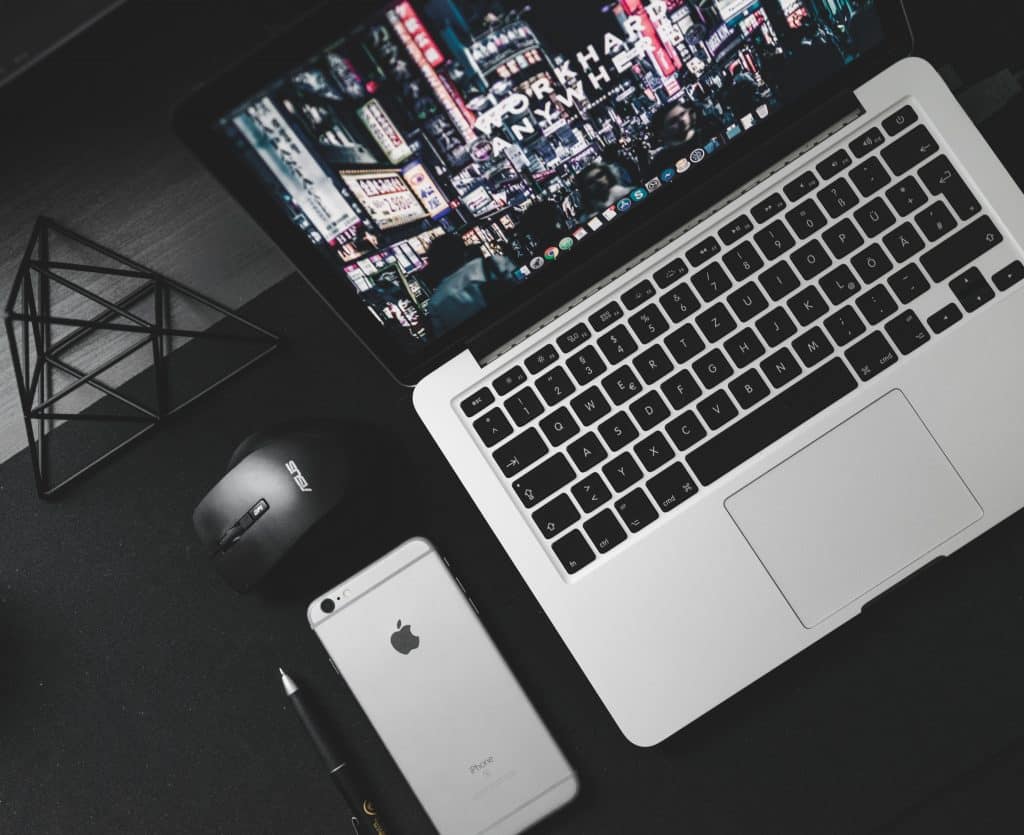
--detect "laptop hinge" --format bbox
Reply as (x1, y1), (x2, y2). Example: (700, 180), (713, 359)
(467, 92), (863, 368)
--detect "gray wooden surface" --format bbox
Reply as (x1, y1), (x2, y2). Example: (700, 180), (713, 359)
(0, 0), (317, 467)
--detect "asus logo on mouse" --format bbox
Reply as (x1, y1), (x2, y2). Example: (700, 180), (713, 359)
(285, 460), (312, 492)
(468, 756), (495, 776)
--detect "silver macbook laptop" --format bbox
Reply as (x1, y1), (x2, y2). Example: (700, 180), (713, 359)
(178, 0), (1024, 745)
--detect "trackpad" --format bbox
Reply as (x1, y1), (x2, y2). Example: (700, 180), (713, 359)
(726, 391), (982, 628)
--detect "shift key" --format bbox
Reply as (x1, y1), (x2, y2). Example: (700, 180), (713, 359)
(920, 216), (1002, 283)
(512, 453), (575, 507)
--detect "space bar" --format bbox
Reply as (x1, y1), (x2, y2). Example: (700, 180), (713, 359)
(686, 358), (857, 485)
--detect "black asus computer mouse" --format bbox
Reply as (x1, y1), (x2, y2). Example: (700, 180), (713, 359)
(193, 420), (378, 592)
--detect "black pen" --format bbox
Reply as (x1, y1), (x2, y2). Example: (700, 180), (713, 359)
(279, 668), (390, 835)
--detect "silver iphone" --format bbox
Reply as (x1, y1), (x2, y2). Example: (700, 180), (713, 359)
(308, 537), (577, 835)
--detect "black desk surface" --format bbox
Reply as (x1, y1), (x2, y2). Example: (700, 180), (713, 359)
(3, 3), (1024, 833)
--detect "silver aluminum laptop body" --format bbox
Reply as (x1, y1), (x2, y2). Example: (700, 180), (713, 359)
(413, 57), (1024, 746)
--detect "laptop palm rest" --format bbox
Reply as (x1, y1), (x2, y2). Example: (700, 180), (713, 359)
(725, 390), (982, 628)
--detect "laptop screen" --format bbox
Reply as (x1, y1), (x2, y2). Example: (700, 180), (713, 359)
(216, 0), (885, 355)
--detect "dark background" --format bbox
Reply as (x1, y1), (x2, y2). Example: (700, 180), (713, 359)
(2, 2), (1024, 833)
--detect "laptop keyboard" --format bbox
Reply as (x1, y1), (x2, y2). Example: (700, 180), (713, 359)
(458, 102), (1022, 577)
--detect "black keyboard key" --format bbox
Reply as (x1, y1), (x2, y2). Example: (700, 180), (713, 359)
(536, 366), (576, 406)
(598, 412), (640, 452)
(920, 216), (1002, 283)
(589, 301), (623, 331)
(566, 345), (607, 384)
(850, 243), (893, 284)
(666, 410), (707, 452)
(602, 365), (643, 405)
(647, 462), (700, 513)
(886, 176), (928, 216)
(698, 390), (739, 430)
(856, 284), (898, 324)
(729, 368), (771, 409)
(597, 325), (638, 364)
(615, 489), (659, 533)
(918, 155), (980, 221)
(817, 149), (852, 180)
(583, 509), (626, 554)
(532, 494), (580, 539)
(791, 239), (833, 280)
(660, 282), (701, 323)
(793, 325), (834, 367)
(823, 305), (866, 346)
(727, 282), (769, 322)
(993, 261), (1024, 291)
(927, 303), (963, 334)
(622, 279), (656, 310)
(630, 391), (670, 431)
(784, 170), (820, 201)
(850, 157), (892, 196)
(724, 327), (766, 368)
(570, 386), (612, 426)
(950, 267), (995, 312)
(494, 366), (526, 395)
(822, 218), (864, 259)
(752, 192), (786, 223)
(568, 431), (608, 472)
(557, 322), (591, 353)
(696, 302), (737, 343)
(573, 473), (613, 515)
(461, 388), (494, 417)
(474, 408), (513, 447)
(505, 386), (543, 426)
(653, 257), (689, 289)
(628, 304), (669, 344)
(845, 331), (898, 381)
(788, 285), (829, 326)
(854, 197), (897, 237)
(885, 309), (931, 355)
(758, 261), (801, 301)
(755, 306), (797, 347)
(661, 369), (702, 410)
(753, 220), (796, 261)
(513, 453), (574, 507)
(915, 201), (956, 242)
(888, 263), (930, 304)
(882, 104), (918, 136)
(691, 262), (732, 302)
(817, 177), (860, 218)
(761, 347), (801, 388)
(603, 452), (644, 492)
(881, 124), (939, 176)
(493, 428), (547, 477)
(552, 530), (594, 574)
(786, 199), (828, 240)
(819, 264), (861, 305)
(687, 358), (857, 484)
(850, 126), (886, 158)
(723, 241), (764, 281)
(634, 344), (673, 385)
(634, 431), (674, 472)
(693, 348), (734, 388)
(539, 407), (580, 446)
(665, 323), (705, 364)
(525, 344), (558, 374)
(882, 223), (925, 263)
(686, 236), (721, 267)
(720, 215), (754, 245)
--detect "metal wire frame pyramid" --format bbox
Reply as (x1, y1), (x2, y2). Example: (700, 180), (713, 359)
(4, 217), (279, 498)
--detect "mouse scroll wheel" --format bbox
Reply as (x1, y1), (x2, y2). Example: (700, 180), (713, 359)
(218, 523), (246, 552)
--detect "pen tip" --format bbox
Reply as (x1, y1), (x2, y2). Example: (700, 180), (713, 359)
(278, 666), (286, 677)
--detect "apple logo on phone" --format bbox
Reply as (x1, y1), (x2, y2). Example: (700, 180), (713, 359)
(390, 620), (420, 655)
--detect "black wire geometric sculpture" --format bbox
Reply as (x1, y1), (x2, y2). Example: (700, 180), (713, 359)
(4, 217), (280, 498)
